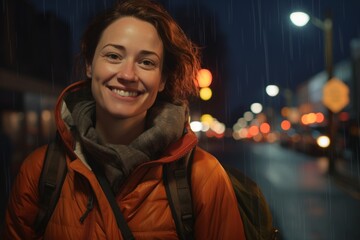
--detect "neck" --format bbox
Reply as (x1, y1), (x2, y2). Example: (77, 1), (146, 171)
(95, 107), (146, 145)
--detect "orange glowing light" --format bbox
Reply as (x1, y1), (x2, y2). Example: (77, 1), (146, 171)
(307, 113), (316, 124)
(260, 123), (270, 134)
(301, 114), (308, 125)
(248, 125), (259, 136)
(281, 120), (291, 131)
(196, 69), (213, 88)
(315, 112), (324, 123)
(301, 113), (318, 125)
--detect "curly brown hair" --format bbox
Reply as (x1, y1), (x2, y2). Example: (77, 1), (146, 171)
(79, 0), (201, 105)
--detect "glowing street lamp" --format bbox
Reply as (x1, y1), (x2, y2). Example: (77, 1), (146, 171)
(289, 11), (333, 80)
(265, 85), (279, 97)
(289, 12), (310, 27)
(290, 10), (336, 174)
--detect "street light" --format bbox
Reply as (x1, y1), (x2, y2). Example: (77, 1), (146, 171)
(289, 12), (333, 78)
(289, 12), (310, 27)
(264, 84), (280, 131)
(290, 11), (336, 174)
(265, 85), (279, 97)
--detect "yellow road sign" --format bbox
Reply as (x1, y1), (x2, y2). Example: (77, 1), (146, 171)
(322, 77), (349, 113)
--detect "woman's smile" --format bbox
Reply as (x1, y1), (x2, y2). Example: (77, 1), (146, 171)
(107, 85), (142, 98)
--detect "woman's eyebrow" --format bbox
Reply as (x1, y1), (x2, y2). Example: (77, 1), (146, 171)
(102, 44), (161, 59)
(101, 43), (125, 51)
(138, 50), (161, 60)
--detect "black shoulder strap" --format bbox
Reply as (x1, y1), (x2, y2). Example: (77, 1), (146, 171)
(34, 133), (134, 239)
(165, 148), (279, 240)
(163, 147), (195, 240)
(90, 163), (135, 240)
(34, 134), (67, 235)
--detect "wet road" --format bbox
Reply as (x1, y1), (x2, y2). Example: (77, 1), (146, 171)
(200, 138), (360, 240)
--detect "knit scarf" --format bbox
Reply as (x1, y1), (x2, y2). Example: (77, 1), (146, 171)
(70, 100), (186, 193)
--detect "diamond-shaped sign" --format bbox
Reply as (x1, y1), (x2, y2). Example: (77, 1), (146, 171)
(322, 77), (349, 113)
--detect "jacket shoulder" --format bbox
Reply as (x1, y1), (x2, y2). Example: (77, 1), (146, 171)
(20, 145), (48, 179)
(11, 144), (48, 206)
(25, 145), (48, 162)
(4, 145), (48, 239)
(191, 147), (225, 187)
(190, 147), (246, 239)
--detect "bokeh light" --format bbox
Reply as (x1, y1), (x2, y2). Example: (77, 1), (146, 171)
(196, 68), (213, 88)
(266, 85), (279, 97)
(317, 136), (330, 148)
(190, 121), (202, 132)
(199, 87), (212, 101)
(244, 111), (254, 122)
(260, 123), (270, 134)
(248, 125), (259, 136)
(250, 103), (263, 114)
(200, 114), (214, 124)
(281, 120), (291, 131)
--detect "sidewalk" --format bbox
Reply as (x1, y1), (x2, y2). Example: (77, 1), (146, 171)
(331, 151), (360, 200)
(259, 145), (360, 240)
(209, 140), (360, 240)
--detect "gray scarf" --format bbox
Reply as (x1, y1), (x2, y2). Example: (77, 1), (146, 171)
(71, 100), (186, 193)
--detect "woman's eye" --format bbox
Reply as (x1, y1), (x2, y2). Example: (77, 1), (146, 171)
(140, 59), (156, 69)
(105, 53), (121, 62)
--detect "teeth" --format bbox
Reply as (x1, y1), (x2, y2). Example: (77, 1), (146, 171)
(112, 89), (138, 97)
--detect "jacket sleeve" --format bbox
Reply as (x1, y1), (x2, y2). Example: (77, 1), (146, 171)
(191, 148), (246, 240)
(3, 146), (47, 240)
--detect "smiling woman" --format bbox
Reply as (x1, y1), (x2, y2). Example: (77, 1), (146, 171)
(3, 0), (246, 239)
(88, 17), (166, 144)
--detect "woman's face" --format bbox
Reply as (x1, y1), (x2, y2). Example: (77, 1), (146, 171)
(88, 16), (165, 121)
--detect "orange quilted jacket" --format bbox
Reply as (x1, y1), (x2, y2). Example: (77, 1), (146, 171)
(4, 81), (246, 240)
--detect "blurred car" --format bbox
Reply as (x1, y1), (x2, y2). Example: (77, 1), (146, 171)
(279, 128), (301, 149)
(297, 129), (327, 156)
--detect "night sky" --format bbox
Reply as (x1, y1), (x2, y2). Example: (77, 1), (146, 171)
(28, 0), (360, 124)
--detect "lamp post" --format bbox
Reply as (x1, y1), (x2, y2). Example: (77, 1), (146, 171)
(265, 84), (279, 131)
(290, 11), (336, 174)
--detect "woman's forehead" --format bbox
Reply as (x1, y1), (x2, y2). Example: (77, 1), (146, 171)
(98, 17), (163, 54)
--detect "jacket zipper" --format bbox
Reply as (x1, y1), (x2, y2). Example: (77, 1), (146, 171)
(79, 193), (94, 223)
(80, 192), (96, 240)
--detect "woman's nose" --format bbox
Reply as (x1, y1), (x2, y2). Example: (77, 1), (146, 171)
(117, 60), (136, 81)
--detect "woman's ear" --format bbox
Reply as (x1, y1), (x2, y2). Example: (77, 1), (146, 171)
(159, 77), (166, 92)
(86, 64), (92, 78)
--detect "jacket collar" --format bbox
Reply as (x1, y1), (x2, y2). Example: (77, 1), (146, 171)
(54, 80), (198, 167)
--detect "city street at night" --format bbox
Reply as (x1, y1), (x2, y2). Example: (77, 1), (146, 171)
(1, 0), (360, 239)
(200, 138), (360, 240)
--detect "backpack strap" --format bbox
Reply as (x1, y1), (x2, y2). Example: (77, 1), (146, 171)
(89, 161), (135, 240)
(163, 147), (195, 240)
(164, 148), (279, 240)
(34, 133), (67, 235)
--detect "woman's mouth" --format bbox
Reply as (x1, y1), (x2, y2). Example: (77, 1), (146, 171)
(110, 88), (140, 97)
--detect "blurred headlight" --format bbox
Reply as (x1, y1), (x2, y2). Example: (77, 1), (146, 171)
(316, 135), (330, 148)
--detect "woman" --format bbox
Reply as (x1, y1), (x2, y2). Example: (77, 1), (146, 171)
(4, 0), (246, 239)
